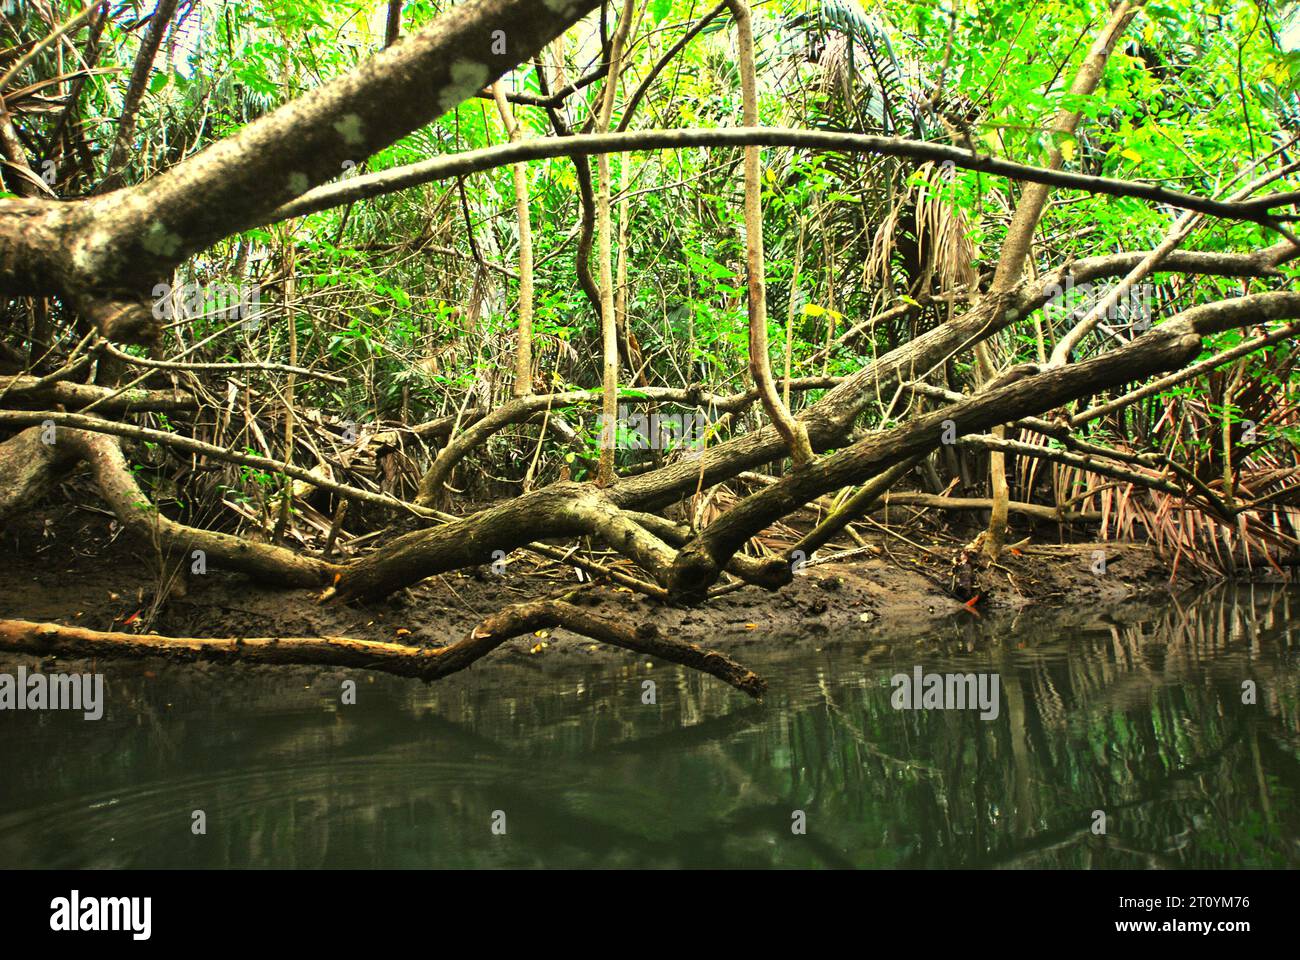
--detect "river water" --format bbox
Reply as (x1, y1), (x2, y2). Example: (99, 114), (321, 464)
(1, 585), (1297, 868)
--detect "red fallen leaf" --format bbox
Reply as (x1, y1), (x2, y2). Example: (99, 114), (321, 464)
(121, 609), (141, 626)
(963, 594), (981, 609)
(1010, 548), (1023, 556)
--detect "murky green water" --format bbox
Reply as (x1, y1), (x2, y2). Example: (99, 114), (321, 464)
(1, 586), (1298, 868)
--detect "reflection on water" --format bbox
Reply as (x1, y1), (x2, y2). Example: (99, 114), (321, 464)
(1, 585), (1297, 868)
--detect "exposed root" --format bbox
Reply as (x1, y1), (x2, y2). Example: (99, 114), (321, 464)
(64, 428), (336, 588)
(0, 425), (81, 521)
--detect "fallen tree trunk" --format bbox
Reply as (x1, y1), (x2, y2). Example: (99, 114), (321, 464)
(427, 599), (767, 696)
(0, 618), (444, 677)
(605, 246), (1294, 518)
(0, 607), (767, 697)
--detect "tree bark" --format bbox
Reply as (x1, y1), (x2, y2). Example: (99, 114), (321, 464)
(0, 0), (604, 342)
(594, 0), (636, 487)
(727, 0), (813, 468)
(491, 82), (535, 399)
(97, 0), (181, 193)
(0, 425), (81, 521)
(0, 609), (767, 696)
(976, 0), (1143, 558)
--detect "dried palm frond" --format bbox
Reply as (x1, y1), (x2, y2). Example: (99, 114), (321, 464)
(1062, 344), (1300, 577)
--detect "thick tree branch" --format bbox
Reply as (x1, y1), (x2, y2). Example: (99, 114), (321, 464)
(0, 374), (195, 412)
(0, 410), (436, 519)
(0, 0), (604, 340)
(268, 127), (1300, 228)
(663, 292), (1300, 601)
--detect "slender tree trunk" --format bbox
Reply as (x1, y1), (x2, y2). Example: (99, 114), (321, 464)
(384, 0), (402, 48)
(275, 231), (298, 541)
(976, 0), (1143, 558)
(0, 97), (49, 197)
(594, 0), (637, 487)
(492, 82), (535, 398)
(783, 217), (806, 408)
(98, 0), (181, 192)
(728, 0), (813, 467)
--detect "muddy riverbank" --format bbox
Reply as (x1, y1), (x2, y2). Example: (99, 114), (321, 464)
(1, 507), (1200, 676)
